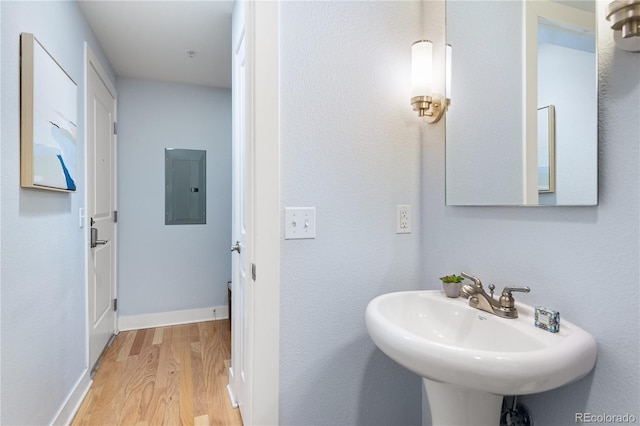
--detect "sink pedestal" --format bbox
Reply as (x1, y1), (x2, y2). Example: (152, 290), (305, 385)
(423, 379), (502, 426)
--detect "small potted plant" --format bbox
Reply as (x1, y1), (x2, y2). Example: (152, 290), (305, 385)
(439, 274), (464, 298)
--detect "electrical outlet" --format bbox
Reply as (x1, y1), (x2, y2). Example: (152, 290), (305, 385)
(396, 204), (411, 234)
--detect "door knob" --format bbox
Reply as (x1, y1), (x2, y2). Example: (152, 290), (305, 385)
(91, 228), (108, 248)
(230, 241), (241, 253)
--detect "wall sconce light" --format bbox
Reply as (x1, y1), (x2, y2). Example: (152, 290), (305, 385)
(411, 40), (443, 123)
(411, 40), (451, 123)
(606, 0), (640, 52)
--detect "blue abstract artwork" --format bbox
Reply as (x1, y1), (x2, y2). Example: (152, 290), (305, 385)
(21, 33), (77, 191)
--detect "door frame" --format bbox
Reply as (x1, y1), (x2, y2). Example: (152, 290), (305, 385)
(84, 44), (118, 371)
(250, 2), (280, 424)
(230, 1), (280, 424)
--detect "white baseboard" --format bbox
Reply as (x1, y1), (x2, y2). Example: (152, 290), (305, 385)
(52, 369), (92, 425)
(118, 305), (228, 331)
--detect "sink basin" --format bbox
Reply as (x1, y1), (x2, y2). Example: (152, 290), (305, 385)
(365, 290), (597, 425)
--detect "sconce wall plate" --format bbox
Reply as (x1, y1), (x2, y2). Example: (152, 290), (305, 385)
(606, 0), (640, 51)
(411, 94), (445, 123)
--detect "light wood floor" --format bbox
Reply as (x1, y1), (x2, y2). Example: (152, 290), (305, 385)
(72, 320), (243, 426)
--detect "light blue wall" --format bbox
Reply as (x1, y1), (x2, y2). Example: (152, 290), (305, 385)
(0, 1), (115, 424)
(421, 3), (639, 425)
(116, 78), (232, 316)
(279, 2), (423, 424)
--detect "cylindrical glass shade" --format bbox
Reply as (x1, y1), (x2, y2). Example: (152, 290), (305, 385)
(411, 40), (432, 97)
(445, 44), (452, 100)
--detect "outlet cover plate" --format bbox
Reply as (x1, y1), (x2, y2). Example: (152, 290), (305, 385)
(397, 204), (411, 234)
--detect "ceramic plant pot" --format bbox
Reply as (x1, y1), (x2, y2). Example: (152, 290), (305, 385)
(442, 282), (462, 298)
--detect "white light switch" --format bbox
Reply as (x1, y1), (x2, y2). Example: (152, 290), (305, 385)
(284, 207), (316, 239)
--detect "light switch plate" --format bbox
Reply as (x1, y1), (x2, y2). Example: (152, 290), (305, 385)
(284, 207), (316, 239)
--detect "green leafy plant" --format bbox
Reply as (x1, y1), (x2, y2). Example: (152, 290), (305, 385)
(439, 274), (464, 284)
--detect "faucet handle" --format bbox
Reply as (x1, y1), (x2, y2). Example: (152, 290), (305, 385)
(502, 286), (530, 296)
(499, 286), (531, 311)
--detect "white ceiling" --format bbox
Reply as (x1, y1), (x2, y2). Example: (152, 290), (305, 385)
(79, 0), (233, 89)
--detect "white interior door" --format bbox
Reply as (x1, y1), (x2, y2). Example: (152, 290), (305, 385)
(229, 2), (281, 423)
(86, 48), (117, 373)
(230, 3), (254, 420)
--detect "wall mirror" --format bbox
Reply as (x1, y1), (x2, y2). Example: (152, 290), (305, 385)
(445, 0), (598, 206)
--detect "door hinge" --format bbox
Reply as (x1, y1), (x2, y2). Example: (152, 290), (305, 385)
(113, 122), (118, 135)
(251, 263), (256, 281)
(113, 210), (118, 223)
(113, 298), (118, 311)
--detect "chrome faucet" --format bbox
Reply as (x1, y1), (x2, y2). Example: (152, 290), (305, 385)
(460, 272), (530, 319)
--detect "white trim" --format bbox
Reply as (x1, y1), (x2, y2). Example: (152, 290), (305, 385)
(86, 45), (119, 336)
(118, 305), (228, 331)
(84, 43), (118, 373)
(51, 369), (92, 426)
(83, 40), (91, 386)
(86, 48), (117, 98)
(250, 2), (280, 424)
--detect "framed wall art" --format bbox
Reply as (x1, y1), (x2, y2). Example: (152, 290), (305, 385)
(21, 32), (78, 192)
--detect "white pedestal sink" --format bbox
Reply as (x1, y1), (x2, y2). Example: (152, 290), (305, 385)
(365, 290), (597, 426)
